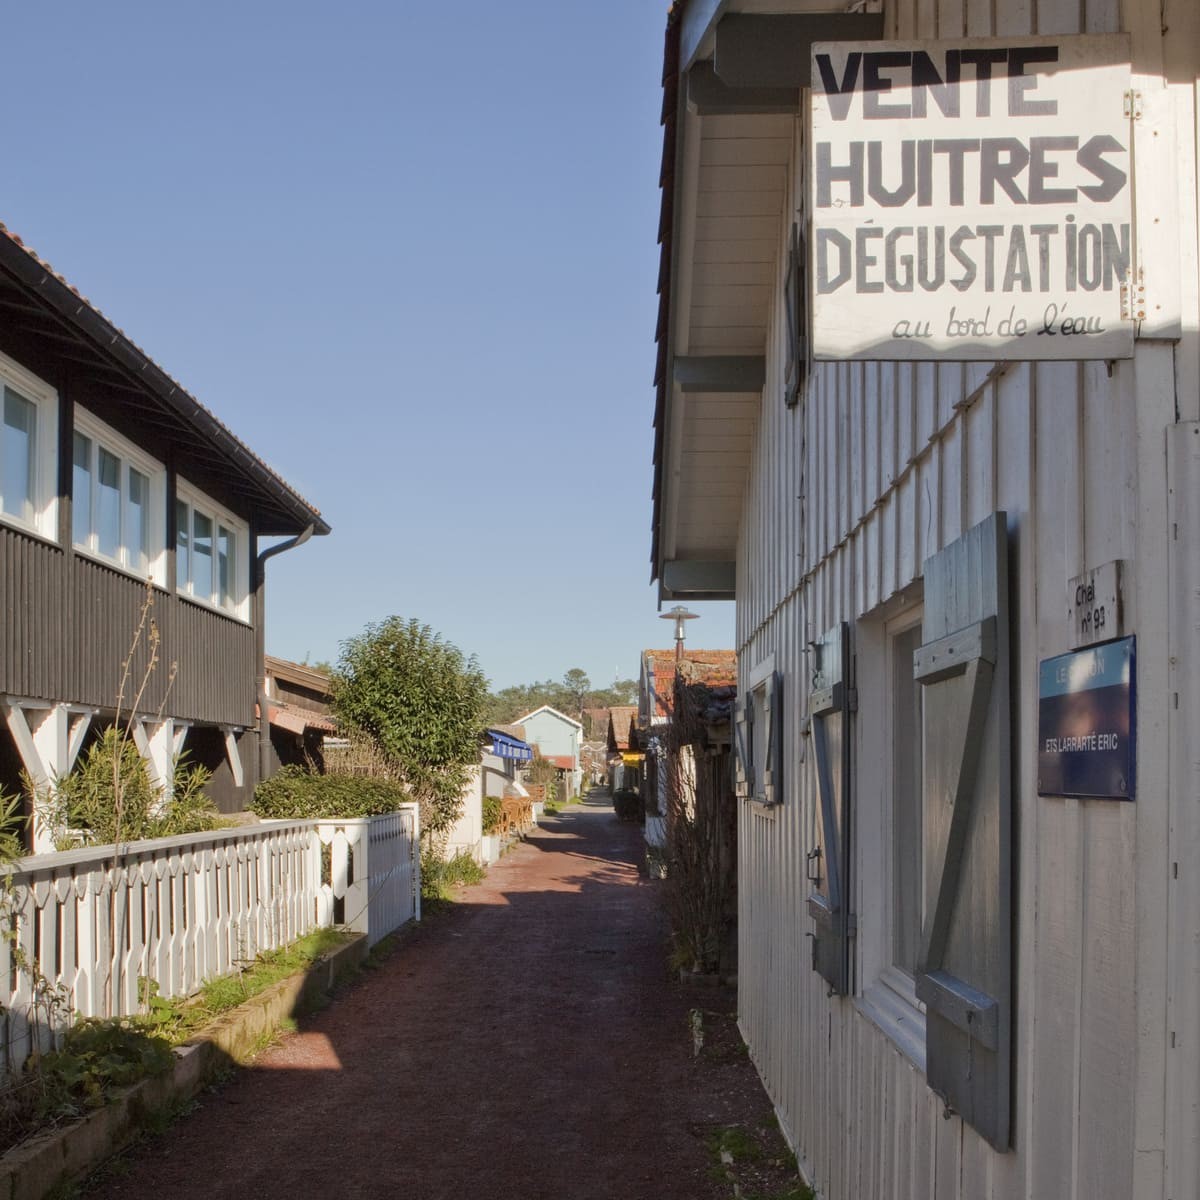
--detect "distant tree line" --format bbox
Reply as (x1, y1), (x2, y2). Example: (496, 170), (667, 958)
(483, 668), (637, 733)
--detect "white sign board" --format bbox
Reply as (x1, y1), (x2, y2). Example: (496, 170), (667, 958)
(1067, 559), (1123, 647)
(809, 35), (1134, 360)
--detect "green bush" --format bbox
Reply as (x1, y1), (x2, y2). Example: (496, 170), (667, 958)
(41, 727), (219, 850)
(421, 848), (485, 902)
(482, 796), (504, 835)
(251, 766), (413, 820)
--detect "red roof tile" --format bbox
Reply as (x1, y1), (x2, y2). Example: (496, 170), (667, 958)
(643, 649), (737, 720)
(267, 701), (337, 736)
(606, 706), (638, 752)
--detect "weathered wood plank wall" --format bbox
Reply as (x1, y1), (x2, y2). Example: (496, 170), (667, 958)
(734, 2), (1197, 1198)
(0, 527), (255, 726)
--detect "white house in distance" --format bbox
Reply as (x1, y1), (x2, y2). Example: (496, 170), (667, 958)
(516, 706), (583, 798)
(651, 4), (1200, 1200)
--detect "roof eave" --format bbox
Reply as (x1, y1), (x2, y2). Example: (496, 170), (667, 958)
(0, 232), (331, 539)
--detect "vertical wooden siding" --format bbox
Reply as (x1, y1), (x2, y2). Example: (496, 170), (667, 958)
(0, 528), (254, 726)
(733, 2), (1190, 1199)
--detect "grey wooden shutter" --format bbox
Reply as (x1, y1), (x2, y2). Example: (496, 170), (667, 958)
(807, 622), (853, 994)
(733, 695), (752, 798)
(784, 224), (806, 408)
(761, 672), (782, 806)
(914, 511), (1012, 1150)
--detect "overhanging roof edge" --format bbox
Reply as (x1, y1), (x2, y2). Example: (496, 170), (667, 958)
(0, 228), (331, 538)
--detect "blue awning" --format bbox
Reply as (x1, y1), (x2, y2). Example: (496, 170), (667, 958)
(487, 730), (534, 761)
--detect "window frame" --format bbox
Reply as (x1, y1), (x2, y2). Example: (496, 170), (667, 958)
(72, 406), (167, 584)
(174, 478), (251, 622)
(0, 350), (59, 542)
(856, 594), (928, 1067)
(743, 653), (780, 812)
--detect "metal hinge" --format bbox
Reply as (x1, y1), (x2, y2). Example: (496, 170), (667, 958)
(847, 687), (859, 714)
(1124, 90), (1143, 120)
(1120, 267), (1147, 322)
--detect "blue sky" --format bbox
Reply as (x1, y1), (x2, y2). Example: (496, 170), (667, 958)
(2, 1), (736, 689)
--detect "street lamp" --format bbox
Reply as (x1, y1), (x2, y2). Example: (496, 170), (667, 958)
(660, 604), (699, 662)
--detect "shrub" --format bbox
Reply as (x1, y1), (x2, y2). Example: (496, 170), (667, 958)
(612, 789), (642, 822)
(421, 849), (485, 902)
(251, 766), (413, 820)
(482, 796), (504, 835)
(40, 727), (218, 850)
(332, 618), (488, 840)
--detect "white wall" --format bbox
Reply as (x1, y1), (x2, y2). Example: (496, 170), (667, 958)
(728, 4), (1199, 1199)
(446, 765), (483, 862)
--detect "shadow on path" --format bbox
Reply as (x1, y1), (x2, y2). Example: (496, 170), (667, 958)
(84, 792), (775, 1200)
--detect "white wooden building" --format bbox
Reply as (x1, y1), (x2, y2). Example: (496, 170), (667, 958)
(650, 2), (1200, 1198)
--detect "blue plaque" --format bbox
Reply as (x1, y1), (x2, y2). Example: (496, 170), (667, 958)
(1038, 637), (1135, 800)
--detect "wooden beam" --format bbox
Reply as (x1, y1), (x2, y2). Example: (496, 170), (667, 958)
(661, 559), (735, 597)
(687, 61), (798, 117)
(714, 13), (885, 89)
(224, 729), (244, 789)
(680, 0), (724, 71)
(674, 355), (765, 393)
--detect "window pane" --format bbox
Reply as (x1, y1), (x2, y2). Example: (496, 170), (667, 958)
(175, 500), (190, 591)
(97, 448), (121, 558)
(893, 622), (925, 976)
(218, 525), (234, 607)
(193, 511), (214, 601)
(128, 468), (149, 574)
(2, 387), (35, 521)
(72, 432), (93, 546)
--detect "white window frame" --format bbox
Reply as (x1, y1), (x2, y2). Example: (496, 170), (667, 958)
(745, 653), (779, 812)
(0, 349), (59, 542)
(856, 595), (927, 1068)
(72, 406), (167, 584)
(174, 478), (250, 622)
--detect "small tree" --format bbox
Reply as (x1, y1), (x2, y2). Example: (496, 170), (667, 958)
(560, 668), (591, 719)
(332, 617), (488, 843)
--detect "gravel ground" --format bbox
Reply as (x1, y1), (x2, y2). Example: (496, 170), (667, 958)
(83, 791), (797, 1200)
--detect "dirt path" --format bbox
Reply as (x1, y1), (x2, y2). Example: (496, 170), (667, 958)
(84, 793), (781, 1199)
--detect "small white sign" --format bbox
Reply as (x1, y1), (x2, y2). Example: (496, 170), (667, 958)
(1068, 560), (1123, 647)
(809, 34), (1134, 361)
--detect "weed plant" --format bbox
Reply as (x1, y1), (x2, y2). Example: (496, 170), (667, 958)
(137, 927), (349, 1044)
(420, 849), (485, 904)
(0, 1020), (176, 1153)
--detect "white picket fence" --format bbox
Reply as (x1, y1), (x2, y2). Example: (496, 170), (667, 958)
(0, 806), (420, 1076)
(312, 810), (422, 945)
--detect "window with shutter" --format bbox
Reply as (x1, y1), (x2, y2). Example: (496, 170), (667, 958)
(759, 670), (781, 807)
(783, 223), (807, 408)
(734, 694), (752, 798)
(914, 511), (1012, 1150)
(738, 657), (782, 808)
(807, 622), (854, 995)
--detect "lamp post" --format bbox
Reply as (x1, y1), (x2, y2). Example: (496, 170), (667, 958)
(660, 604), (699, 662)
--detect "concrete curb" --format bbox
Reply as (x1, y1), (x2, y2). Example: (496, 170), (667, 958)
(0, 933), (370, 1200)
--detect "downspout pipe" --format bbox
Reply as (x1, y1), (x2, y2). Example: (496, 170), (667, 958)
(255, 526), (315, 787)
